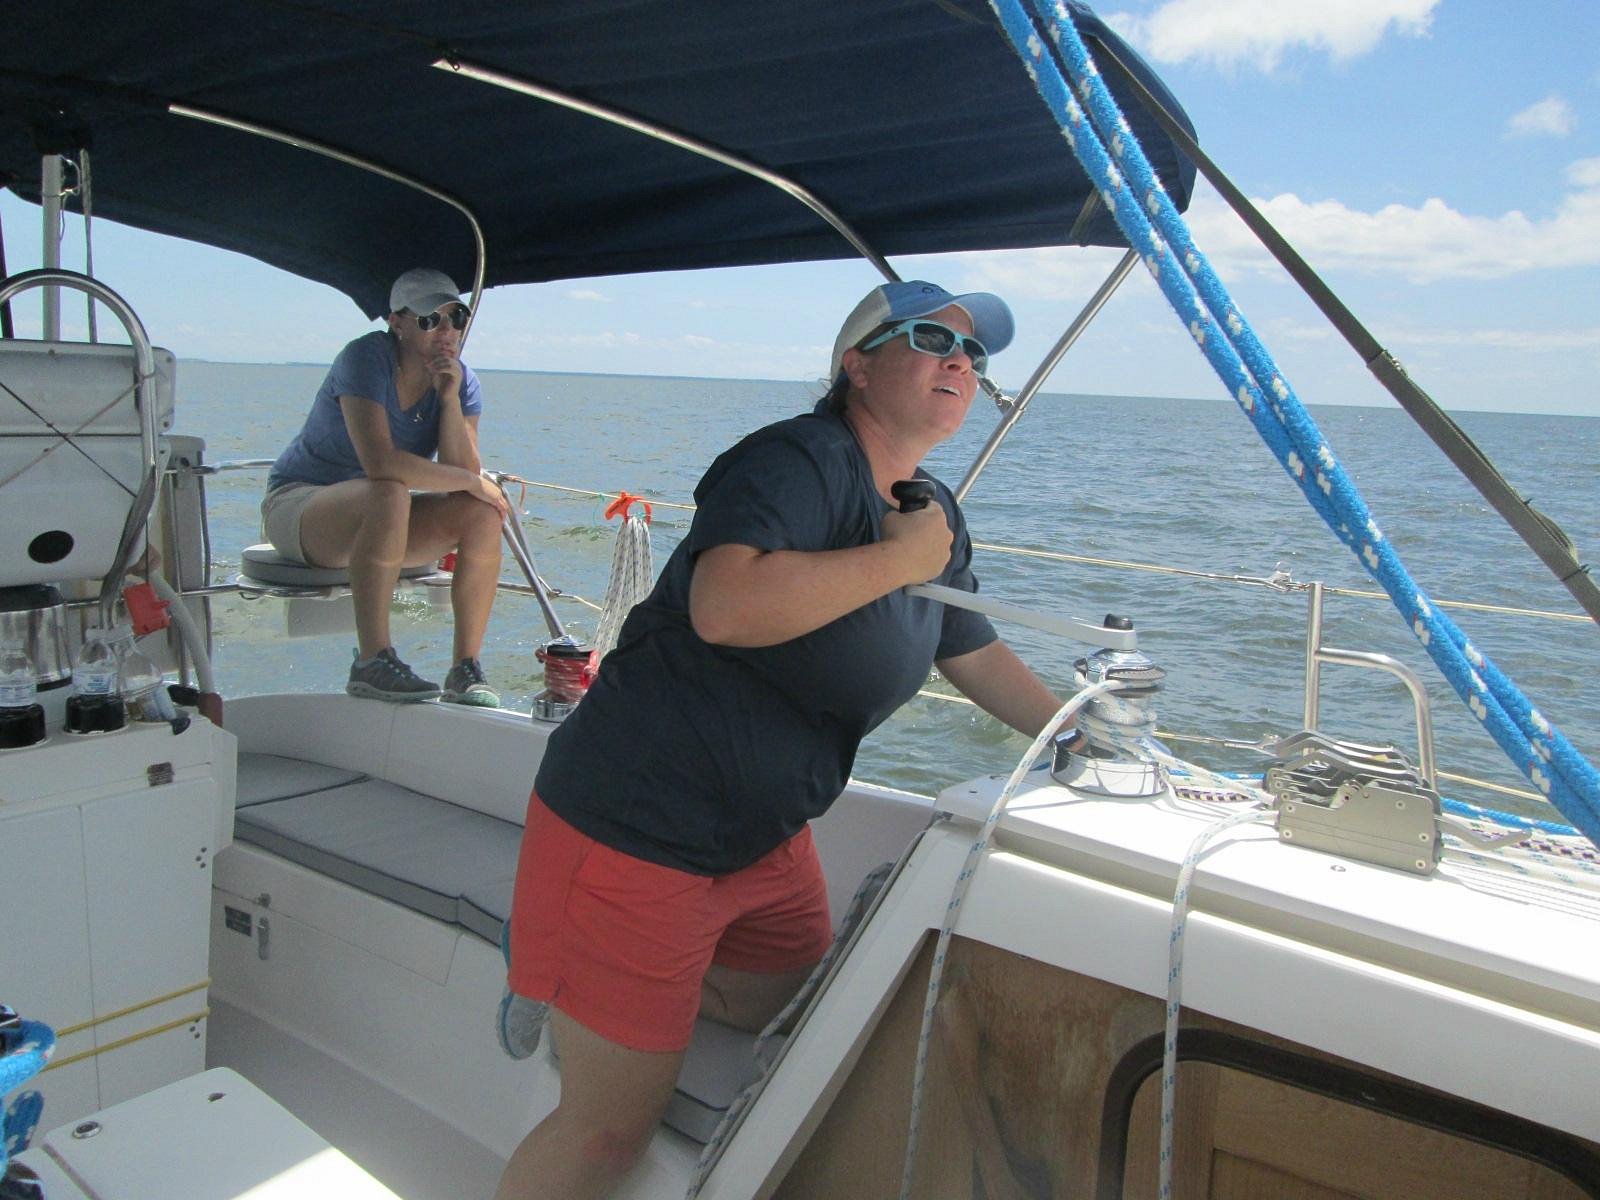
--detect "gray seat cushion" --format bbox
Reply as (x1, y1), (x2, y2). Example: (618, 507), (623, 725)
(237, 751), (367, 808)
(240, 543), (437, 588)
(459, 879), (516, 946)
(233, 778), (521, 929)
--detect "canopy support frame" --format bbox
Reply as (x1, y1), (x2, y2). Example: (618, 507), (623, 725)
(954, 248), (1139, 504)
(166, 103), (488, 328)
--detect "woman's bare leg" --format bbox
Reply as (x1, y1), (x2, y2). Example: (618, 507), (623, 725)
(298, 482), (502, 662)
(407, 491), (503, 661)
(298, 478), (411, 659)
(699, 963), (817, 1033)
(495, 1009), (685, 1200)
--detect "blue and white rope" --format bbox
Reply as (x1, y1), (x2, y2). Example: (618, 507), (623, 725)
(986, 0), (1600, 848)
(897, 680), (1121, 1200)
(1, 1018), (55, 1176)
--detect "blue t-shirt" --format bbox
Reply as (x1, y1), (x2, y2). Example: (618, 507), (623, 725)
(267, 331), (483, 491)
(535, 410), (998, 876)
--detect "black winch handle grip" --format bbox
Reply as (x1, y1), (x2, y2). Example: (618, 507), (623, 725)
(891, 480), (936, 513)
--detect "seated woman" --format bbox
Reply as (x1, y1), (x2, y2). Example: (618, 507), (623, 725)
(495, 280), (1083, 1199)
(261, 268), (508, 704)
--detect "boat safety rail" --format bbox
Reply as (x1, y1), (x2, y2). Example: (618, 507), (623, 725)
(176, 464), (1580, 810)
(0, 268), (163, 630)
(460, 472), (1589, 625)
(449, 474), (1581, 808)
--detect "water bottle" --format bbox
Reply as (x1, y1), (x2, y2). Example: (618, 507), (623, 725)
(0, 640), (46, 749)
(64, 626), (126, 734)
(119, 636), (175, 723)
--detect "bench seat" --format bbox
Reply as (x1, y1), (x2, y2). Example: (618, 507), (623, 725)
(231, 749), (777, 1143)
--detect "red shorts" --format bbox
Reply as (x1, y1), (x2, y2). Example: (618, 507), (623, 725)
(507, 793), (833, 1053)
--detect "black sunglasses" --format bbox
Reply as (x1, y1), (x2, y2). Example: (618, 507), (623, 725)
(411, 305), (470, 332)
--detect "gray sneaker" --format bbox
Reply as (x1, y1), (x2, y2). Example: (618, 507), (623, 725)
(442, 657), (500, 707)
(497, 921), (548, 1060)
(346, 648), (441, 702)
(497, 989), (550, 1060)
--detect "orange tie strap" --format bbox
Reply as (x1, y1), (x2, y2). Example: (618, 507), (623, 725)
(604, 491), (652, 524)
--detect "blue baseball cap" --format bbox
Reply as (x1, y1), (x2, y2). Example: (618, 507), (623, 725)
(829, 280), (1014, 378)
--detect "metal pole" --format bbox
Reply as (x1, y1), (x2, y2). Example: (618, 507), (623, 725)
(433, 56), (898, 283)
(487, 475), (566, 640)
(953, 249), (1138, 503)
(40, 156), (63, 339)
(1304, 581), (1325, 732)
(1302, 580), (1435, 787)
(0, 269), (161, 627)
(167, 104), (488, 328)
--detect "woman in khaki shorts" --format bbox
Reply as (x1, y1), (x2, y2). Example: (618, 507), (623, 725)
(261, 267), (507, 704)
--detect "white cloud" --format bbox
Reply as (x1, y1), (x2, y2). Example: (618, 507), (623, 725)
(939, 245), (1134, 303)
(1571, 157), (1600, 189)
(1175, 163), (1600, 282)
(1391, 325), (1600, 351)
(957, 159), (1600, 297)
(1506, 97), (1576, 139)
(566, 289), (608, 302)
(1107, 0), (1437, 70)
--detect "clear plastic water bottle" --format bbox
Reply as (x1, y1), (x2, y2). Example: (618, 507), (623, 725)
(0, 640), (46, 749)
(119, 637), (174, 723)
(65, 626), (126, 734)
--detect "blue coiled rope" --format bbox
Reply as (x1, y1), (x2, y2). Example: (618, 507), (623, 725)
(988, 0), (1600, 847)
(1, 1018), (56, 1177)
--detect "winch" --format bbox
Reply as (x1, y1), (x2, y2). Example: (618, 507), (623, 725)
(1049, 614), (1169, 798)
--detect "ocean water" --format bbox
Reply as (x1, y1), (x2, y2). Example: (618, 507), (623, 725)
(179, 361), (1599, 819)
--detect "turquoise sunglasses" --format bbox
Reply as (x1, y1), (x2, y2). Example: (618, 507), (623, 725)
(859, 319), (988, 374)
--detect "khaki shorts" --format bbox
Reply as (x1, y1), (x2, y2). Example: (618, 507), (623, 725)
(260, 482), (324, 564)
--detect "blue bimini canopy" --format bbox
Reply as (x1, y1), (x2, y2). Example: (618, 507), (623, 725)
(0, 1), (1195, 316)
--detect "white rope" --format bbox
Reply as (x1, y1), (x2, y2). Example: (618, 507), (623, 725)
(898, 680), (1121, 1199)
(592, 513), (652, 658)
(1158, 808), (1272, 1199)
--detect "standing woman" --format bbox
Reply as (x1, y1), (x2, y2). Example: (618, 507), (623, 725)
(496, 281), (1077, 1200)
(262, 268), (508, 704)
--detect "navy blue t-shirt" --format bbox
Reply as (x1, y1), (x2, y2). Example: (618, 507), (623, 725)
(535, 410), (997, 875)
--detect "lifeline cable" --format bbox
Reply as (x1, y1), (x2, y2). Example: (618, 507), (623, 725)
(987, 0), (1600, 847)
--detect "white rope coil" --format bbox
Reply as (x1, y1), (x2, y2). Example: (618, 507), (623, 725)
(592, 513), (652, 658)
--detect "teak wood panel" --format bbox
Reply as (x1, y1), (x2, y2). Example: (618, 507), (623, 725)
(772, 935), (1595, 1200)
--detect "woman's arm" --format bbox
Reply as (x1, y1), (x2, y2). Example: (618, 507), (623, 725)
(689, 503), (953, 647)
(431, 356), (482, 473)
(340, 395), (506, 513)
(936, 639), (1067, 737)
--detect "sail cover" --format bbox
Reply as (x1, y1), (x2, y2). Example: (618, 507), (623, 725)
(0, 0), (1195, 314)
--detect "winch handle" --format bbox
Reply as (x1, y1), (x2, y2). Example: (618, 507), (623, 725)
(891, 479), (936, 513)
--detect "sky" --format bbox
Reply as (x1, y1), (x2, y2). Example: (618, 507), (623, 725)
(1, 0), (1597, 415)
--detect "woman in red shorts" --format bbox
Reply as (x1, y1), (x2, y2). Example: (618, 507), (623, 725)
(496, 281), (1077, 1200)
